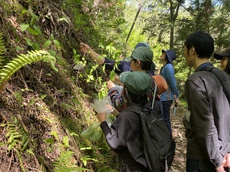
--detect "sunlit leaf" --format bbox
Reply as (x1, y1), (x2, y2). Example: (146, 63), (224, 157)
(20, 24), (29, 32)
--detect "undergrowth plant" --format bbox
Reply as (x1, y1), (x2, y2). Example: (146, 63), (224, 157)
(54, 151), (89, 172)
(0, 49), (57, 92)
(78, 43), (122, 171)
(1, 116), (31, 172)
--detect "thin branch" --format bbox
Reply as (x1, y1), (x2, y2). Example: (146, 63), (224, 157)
(125, 0), (146, 44)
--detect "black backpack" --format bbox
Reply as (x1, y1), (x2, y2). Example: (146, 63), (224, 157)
(125, 80), (176, 172)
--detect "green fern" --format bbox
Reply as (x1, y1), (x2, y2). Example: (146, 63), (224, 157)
(0, 32), (7, 68)
(3, 117), (30, 152)
(0, 50), (57, 91)
(1, 116), (31, 172)
(53, 151), (89, 172)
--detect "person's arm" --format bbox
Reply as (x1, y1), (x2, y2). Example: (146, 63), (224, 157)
(108, 85), (126, 112)
(99, 112), (128, 150)
(107, 80), (116, 90)
(80, 42), (105, 64)
(96, 112), (106, 123)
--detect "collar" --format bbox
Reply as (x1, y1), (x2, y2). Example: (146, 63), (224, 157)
(195, 62), (213, 72)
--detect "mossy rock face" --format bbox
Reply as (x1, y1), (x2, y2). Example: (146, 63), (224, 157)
(0, 0), (118, 171)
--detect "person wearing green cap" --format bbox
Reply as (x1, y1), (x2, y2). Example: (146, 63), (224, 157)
(79, 42), (155, 75)
(96, 71), (152, 172)
(80, 42), (167, 117)
(108, 46), (167, 118)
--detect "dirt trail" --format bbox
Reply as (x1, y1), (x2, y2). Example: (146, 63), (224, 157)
(170, 106), (187, 172)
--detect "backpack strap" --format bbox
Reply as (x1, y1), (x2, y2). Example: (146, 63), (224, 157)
(151, 79), (157, 110)
(200, 66), (230, 104)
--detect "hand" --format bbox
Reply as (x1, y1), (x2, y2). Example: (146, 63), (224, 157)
(96, 112), (106, 122)
(107, 80), (115, 90)
(79, 42), (104, 64)
(175, 98), (180, 106)
(114, 75), (123, 86)
(80, 42), (91, 54)
(216, 153), (230, 172)
(111, 108), (119, 117)
(216, 164), (226, 172)
(223, 153), (230, 168)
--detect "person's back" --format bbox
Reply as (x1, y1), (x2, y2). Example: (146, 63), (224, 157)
(159, 49), (179, 133)
(96, 71), (152, 172)
(110, 105), (148, 171)
(183, 31), (230, 172)
(185, 69), (230, 161)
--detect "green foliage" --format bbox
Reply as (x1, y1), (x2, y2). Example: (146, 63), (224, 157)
(0, 0), (24, 14)
(20, 8), (40, 36)
(80, 155), (98, 167)
(97, 166), (118, 172)
(211, 2), (230, 49)
(137, 0), (230, 96)
(54, 151), (89, 172)
(2, 117), (30, 152)
(81, 123), (103, 142)
(1, 116), (31, 172)
(0, 50), (57, 91)
(179, 98), (188, 107)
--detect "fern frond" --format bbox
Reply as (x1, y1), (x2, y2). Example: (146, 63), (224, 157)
(5, 117), (30, 152)
(0, 50), (56, 91)
(4, 117), (31, 172)
(0, 32), (7, 68)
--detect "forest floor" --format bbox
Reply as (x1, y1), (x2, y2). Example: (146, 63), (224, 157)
(170, 105), (187, 172)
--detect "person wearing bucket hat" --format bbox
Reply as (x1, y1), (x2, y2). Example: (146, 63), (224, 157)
(159, 49), (179, 134)
(214, 48), (230, 75)
(96, 71), (151, 172)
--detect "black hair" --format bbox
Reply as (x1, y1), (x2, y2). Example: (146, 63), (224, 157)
(128, 91), (148, 105)
(123, 87), (148, 106)
(161, 51), (170, 64)
(184, 31), (214, 59)
(133, 59), (152, 71)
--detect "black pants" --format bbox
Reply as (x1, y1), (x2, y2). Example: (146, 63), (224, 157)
(186, 158), (229, 172)
(162, 100), (173, 133)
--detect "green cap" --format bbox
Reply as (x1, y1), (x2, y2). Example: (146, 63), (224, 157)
(119, 71), (152, 96)
(130, 46), (153, 62)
